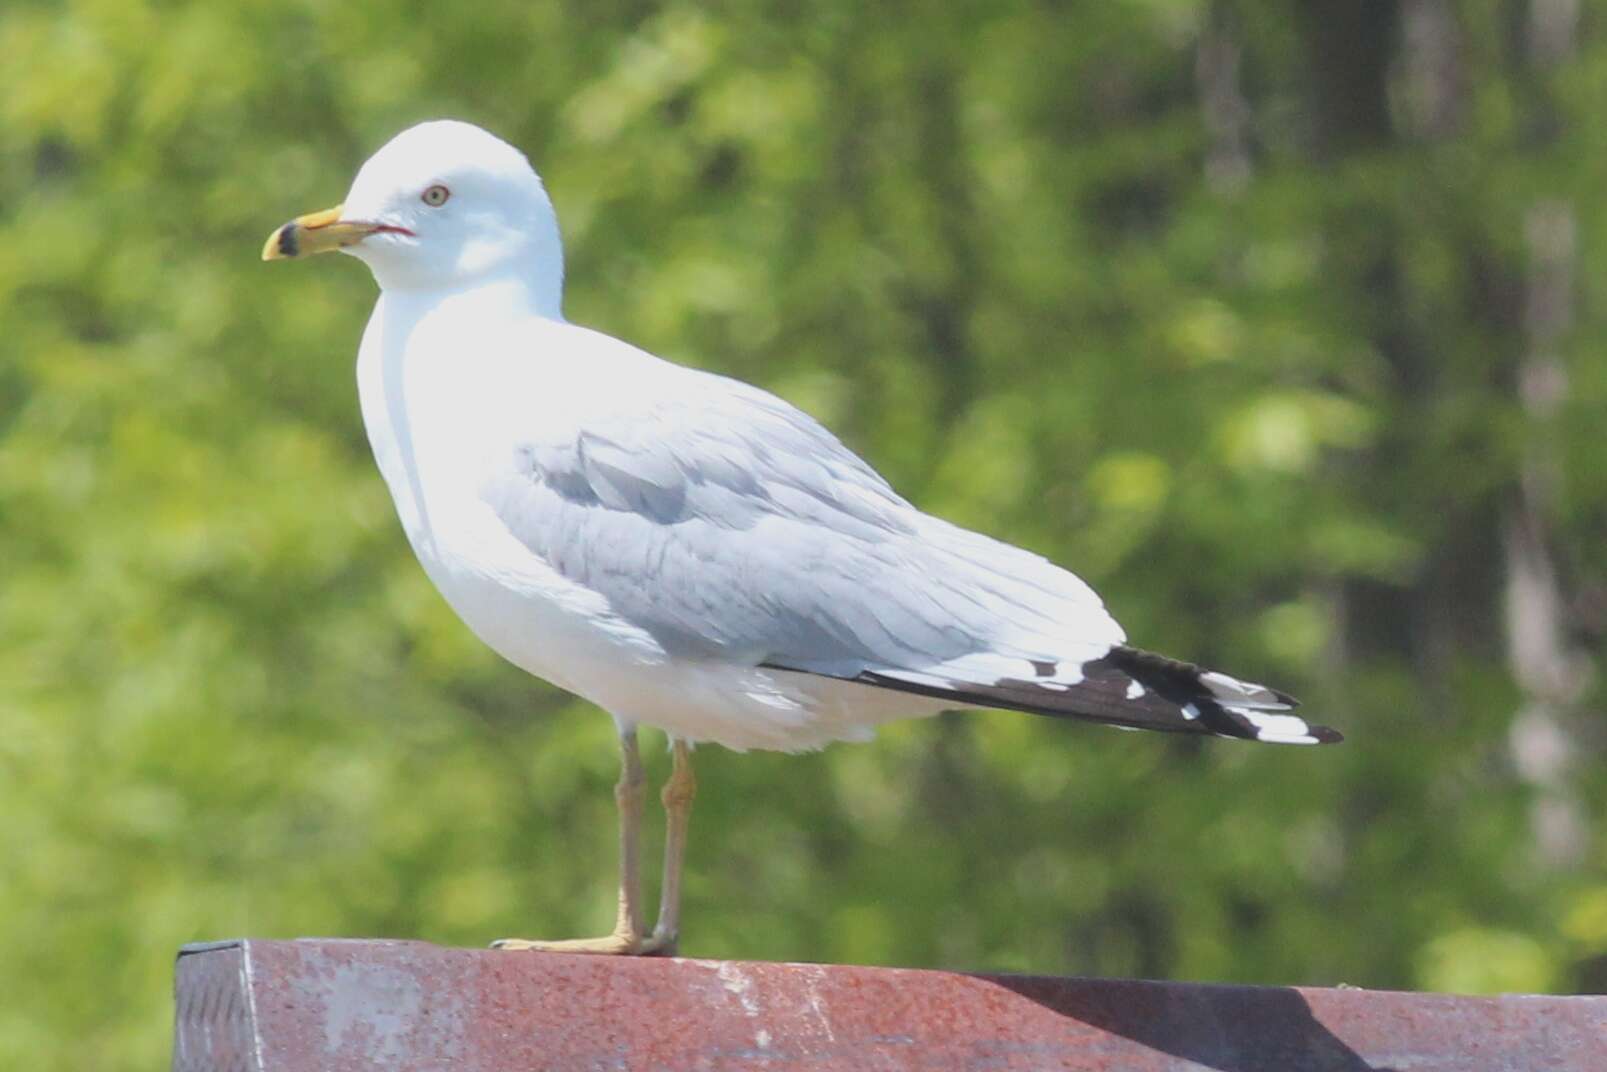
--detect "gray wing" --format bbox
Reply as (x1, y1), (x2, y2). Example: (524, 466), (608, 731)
(481, 362), (1339, 745)
(481, 367), (1124, 683)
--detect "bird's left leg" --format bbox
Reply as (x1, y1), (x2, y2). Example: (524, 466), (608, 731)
(492, 725), (652, 954)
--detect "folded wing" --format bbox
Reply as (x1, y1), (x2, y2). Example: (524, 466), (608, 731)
(483, 334), (1337, 745)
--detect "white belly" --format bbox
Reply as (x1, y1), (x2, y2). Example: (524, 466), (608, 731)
(413, 514), (941, 751)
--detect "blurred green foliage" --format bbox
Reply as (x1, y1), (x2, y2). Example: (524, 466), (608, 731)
(3, 1), (1606, 1067)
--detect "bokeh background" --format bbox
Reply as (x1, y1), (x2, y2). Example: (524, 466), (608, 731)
(4, 1), (1607, 1067)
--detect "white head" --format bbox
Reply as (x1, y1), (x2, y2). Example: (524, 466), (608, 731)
(263, 120), (564, 312)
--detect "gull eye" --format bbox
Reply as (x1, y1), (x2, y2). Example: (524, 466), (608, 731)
(421, 184), (451, 207)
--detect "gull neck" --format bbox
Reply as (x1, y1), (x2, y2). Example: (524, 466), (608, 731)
(379, 269), (564, 324)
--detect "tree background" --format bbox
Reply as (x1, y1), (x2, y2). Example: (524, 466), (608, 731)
(3, 1), (1606, 1067)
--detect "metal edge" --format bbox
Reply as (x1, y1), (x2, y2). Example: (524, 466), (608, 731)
(177, 938), (245, 958)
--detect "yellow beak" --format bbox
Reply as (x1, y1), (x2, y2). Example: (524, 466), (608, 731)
(261, 204), (391, 261)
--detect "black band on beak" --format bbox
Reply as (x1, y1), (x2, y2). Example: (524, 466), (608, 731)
(275, 224), (299, 258)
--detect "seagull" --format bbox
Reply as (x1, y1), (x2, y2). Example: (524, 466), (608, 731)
(263, 119), (1341, 956)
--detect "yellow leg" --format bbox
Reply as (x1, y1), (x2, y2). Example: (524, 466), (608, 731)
(649, 738), (696, 954)
(493, 726), (675, 955)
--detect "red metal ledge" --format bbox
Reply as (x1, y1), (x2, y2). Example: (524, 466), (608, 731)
(172, 938), (1605, 1071)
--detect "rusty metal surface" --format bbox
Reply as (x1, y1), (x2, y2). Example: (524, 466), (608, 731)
(172, 938), (1607, 1072)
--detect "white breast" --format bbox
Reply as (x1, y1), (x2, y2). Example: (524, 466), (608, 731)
(356, 294), (640, 694)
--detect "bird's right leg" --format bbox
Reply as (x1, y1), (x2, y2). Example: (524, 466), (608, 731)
(492, 725), (652, 954)
(647, 737), (696, 955)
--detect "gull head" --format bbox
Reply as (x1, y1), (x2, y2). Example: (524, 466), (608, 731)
(263, 120), (563, 306)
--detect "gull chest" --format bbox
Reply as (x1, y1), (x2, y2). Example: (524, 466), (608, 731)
(354, 301), (653, 696)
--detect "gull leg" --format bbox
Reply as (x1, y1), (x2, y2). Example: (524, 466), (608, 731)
(493, 726), (650, 954)
(647, 738), (696, 955)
